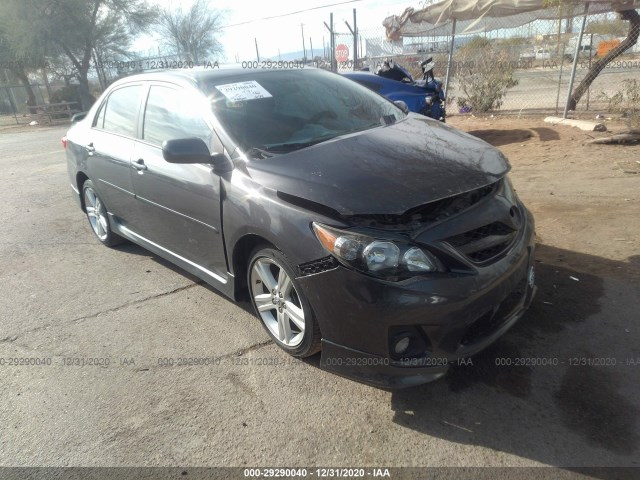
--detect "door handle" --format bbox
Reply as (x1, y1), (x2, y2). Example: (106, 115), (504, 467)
(85, 143), (95, 155)
(132, 158), (147, 171)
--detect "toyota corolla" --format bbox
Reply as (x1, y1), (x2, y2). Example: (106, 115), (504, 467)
(64, 67), (536, 388)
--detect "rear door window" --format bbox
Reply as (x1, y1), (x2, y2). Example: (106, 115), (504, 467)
(93, 101), (106, 128)
(102, 85), (144, 137)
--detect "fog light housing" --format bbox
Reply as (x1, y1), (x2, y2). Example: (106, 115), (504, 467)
(389, 327), (431, 361)
(393, 337), (411, 356)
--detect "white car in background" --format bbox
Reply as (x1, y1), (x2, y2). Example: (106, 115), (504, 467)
(534, 48), (551, 60)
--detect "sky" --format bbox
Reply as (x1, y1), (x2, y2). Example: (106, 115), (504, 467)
(134, 0), (421, 62)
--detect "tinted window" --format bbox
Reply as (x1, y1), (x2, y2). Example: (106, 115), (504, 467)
(142, 86), (212, 147)
(102, 85), (144, 137)
(202, 69), (405, 156)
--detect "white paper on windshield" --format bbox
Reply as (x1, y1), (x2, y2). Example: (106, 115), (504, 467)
(215, 81), (272, 101)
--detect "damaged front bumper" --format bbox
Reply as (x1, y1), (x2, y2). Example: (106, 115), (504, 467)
(297, 208), (537, 389)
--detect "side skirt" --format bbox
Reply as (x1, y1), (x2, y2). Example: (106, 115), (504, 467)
(110, 214), (236, 300)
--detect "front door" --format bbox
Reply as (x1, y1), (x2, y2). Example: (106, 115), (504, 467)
(129, 84), (228, 282)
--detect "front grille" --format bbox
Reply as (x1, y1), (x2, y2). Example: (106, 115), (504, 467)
(445, 222), (517, 263)
(298, 256), (339, 276)
(347, 180), (499, 229)
(406, 181), (498, 223)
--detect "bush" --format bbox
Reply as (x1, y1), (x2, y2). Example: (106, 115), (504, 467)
(49, 85), (82, 106)
(454, 42), (519, 113)
(599, 79), (640, 130)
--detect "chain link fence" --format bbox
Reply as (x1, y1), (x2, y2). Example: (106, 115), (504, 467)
(2, 7), (639, 124)
(0, 84), (49, 126)
(325, 9), (640, 118)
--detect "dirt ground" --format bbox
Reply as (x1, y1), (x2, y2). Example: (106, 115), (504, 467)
(450, 114), (640, 278)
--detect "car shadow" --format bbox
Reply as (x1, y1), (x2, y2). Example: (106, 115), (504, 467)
(113, 242), (256, 315)
(530, 127), (561, 142)
(468, 128), (560, 146)
(389, 244), (640, 474)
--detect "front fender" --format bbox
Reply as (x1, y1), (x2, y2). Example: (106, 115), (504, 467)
(222, 170), (343, 277)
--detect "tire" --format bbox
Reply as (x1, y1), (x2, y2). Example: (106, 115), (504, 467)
(248, 247), (321, 357)
(82, 179), (125, 247)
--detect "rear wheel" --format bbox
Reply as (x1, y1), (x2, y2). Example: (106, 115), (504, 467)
(82, 180), (124, 247)
(248, 247), (321, 357)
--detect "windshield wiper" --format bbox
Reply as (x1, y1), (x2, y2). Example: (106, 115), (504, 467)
(381, 114), (397, 125)
(245, 147), (278, 159)
(261, 133), (340, 153)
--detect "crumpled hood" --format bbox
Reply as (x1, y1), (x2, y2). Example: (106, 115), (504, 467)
(246, 115), (509, 216)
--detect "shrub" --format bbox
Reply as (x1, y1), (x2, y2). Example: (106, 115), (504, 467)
(454, 43), (518, 113)
(599, 79), (640, 130)
(49, 85), (82, 106)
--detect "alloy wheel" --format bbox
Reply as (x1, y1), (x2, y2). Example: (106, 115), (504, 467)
(84, 186), (109, 242)
(250, 257), (306, 347)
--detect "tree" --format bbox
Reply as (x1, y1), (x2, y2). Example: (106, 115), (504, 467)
(157, 0), (224, 63)
(587, 18), (629, 36)
(0, 24), (44, 112)
(1, 0), (157, 110)
(568, 9), (640, 110)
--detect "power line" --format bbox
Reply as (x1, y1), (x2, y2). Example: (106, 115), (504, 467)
(219, 0), (365, 29)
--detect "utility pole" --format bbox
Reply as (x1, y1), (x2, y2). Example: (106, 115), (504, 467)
(310, 38), (314, 63)
(301, 24), (307, 62)
(353, 9), (358, 69)
(255, 38), (260, 62)
(324, 14), (335, 71)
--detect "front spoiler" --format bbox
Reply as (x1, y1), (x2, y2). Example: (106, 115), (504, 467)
(320, 283), (536, 389)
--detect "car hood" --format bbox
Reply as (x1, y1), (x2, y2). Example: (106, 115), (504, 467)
(245, 115), (509, 216)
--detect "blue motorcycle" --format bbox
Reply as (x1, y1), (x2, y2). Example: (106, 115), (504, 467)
(343, 58), (446, 122)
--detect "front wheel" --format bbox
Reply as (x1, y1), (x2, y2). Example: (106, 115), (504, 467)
(82, 179), (124, 247)
(248, 247), (321, 357)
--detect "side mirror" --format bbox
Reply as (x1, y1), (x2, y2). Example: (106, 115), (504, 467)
(162, 137), (231, 171)
(71, 112), (87, 123)
(393, 100), (409, 114)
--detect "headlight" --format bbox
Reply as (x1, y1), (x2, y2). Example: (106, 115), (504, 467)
(312, 223), (443, 279)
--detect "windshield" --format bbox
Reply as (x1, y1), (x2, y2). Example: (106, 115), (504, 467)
(201, 69), (406, 157)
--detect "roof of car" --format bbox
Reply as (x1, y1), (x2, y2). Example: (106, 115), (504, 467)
(112, 66), (322, 89)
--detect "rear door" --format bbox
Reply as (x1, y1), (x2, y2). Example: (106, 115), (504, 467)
(129, 83), (228, 281)
(87, 84), (145, 222)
